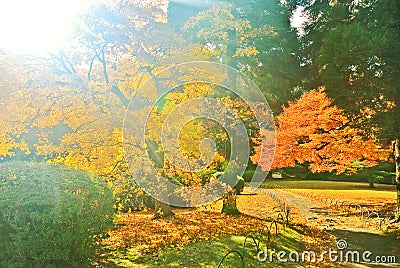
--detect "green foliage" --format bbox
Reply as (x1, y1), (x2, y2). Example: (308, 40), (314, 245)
(279, 165), (309, 179)
(307, 162), (395, 185)
(300, 0), (400, 142)
(273, 162), (395, 185)
(347, 170), (395, 185)
(0, 161), (114, 268)
(178, 0), (304, 113)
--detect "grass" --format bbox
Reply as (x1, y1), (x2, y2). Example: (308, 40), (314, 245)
(105, 227), (304, 267)
(261, 179), (396, 191)
(260, 179), (398, 231)
(99, 180), (398, 267)
(261, 179), (397, 207)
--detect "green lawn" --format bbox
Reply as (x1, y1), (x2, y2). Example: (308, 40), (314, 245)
(105, 227), (303, 267)
(261, 179), (396, 191)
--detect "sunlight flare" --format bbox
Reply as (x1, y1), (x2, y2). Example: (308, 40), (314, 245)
(0, 0), (94, 55)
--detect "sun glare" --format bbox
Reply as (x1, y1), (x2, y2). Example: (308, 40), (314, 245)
(0, 0), (95, 55)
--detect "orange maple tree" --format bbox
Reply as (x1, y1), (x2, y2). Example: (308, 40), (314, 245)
(252, 89), (388, 174)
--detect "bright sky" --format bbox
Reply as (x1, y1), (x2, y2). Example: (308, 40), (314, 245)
(0, 0), (307, 55)
(290, 5), (308, 35)
(0, 0), (94, 55)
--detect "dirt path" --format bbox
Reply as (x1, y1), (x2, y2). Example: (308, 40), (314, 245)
(259, 188), (328, 223)
(256, 188), (400, 267)
(259, 188), (375, 233)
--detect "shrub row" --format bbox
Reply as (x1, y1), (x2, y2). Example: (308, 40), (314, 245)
(0, 162), (114, 268)
(243, 162), (395, 184)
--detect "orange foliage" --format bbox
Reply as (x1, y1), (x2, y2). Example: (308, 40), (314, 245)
(252, 89), (389, 174)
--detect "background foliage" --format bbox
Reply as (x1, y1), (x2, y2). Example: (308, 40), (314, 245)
(0, 162), (114, 267)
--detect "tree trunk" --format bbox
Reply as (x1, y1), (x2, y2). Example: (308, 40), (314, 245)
(145, 138), (173, 219)
(395, 139), (400, 218)
(226, 29), (237, 92)
(221, 190), (240, 215)
(221, 29), (240, 216)
(368, 170), (375, 188)
(368, 177), (375, 188)
(153, 200), (174, 219)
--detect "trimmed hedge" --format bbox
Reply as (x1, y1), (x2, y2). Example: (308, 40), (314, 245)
(0, 162), (114, 268)
(278, 163), (395, 185)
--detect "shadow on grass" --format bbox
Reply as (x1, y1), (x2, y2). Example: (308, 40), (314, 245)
(330, 229), (400, 257)
(329, 229), (400, 267)
(101, 227), (304, 267)
(261, 180), (396, 192)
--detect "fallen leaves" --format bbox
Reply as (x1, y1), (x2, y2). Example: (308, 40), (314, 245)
(285, 188), (396, 211)
(103, 192), (282, 252)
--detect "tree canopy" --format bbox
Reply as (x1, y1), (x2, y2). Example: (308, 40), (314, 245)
(0, 0), (399, 216)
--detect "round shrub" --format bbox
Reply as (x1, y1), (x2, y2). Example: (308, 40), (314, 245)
(0, 162), (114, 268)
